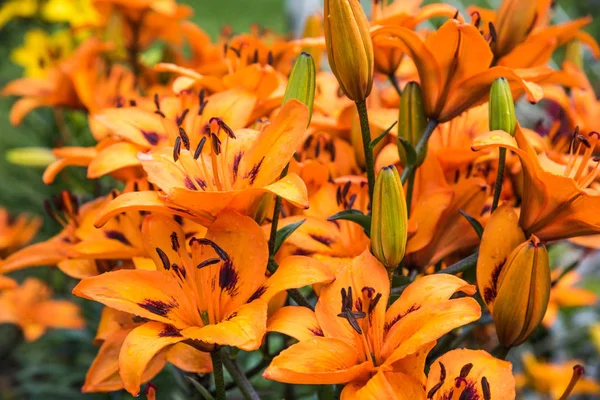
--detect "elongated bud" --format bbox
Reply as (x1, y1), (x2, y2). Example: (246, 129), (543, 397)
(324, 0), (374, 102)
(492, 0), (538, 58)
(564, 40), (583, 69)
(370, 165), (408, 273)
(492, 235), (551, 347)
(301, 13), (324, 64)
(283, 52), (316, 125)
(489, 77), (516, 136)
(6, 147), (56, 167)
(398, 82), (427, 165)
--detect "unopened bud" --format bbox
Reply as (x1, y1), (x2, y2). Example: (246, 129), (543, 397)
(6, 147), (56, 167)
(370, 165), (408, 273)
(398, 82), (427, 165)
(492, 235), (551, 347)
(564, 40), (583, 69)
(489, 77), (516, 136)
(324, 0), (374, 102)
(283, 52), (316, 125)
(492, 0), (538, 58)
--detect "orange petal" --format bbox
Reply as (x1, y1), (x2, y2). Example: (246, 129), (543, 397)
(73, 270), (191, 328)
(166, 343), (212, 373)
(88, 142), (142, 179)
(119, 321), (185, 395)
(267, 306), (322, 342)
(0, 236), (70, 274)
(181, 300), (267, 351)
(386, 274), (475, 331)
(94, 191), (214, 228)
(236, 99), (309, 188)
(426, 349), (515, 399)
(93, 108), (168, 148)
(342, 370), (426, 400)
(263, 337), (374, 384)
(382, 298), (481, 366)
(476, 204), (525, 311)
(57, 259), (100, 279)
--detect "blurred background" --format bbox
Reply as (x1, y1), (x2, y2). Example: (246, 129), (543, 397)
(0, 0), (598, 399)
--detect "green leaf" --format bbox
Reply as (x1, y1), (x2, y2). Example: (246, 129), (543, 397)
(185, 376), (215, 400)
(370, 120), (398, 150)
(458, 209), (484, 239)
(273, 219), (305, 255)
(397, 136), (417, 166)
(328, 210), (371, 235)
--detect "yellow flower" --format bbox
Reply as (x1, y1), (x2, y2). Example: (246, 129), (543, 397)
(41, 0), (101, 28)
(10, 29), (73, 78)
(0, 0), (37, 29)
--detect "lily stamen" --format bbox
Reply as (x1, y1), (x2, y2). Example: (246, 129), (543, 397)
(557, 365), (585, 400)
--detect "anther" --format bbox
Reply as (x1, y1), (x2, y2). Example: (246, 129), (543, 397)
(197, 258), (221, 269)
(481, 376), (491, 400)
(194, 136), (207, 160)
(211, 133), (222, 155)
(179, 127), (191, 150)
(173, 136), (182, 162)
(156, 248), (171, 270)
(177, 109), (189, 126)
(267, 51), (273, 65)
(488, 22), (497, 44)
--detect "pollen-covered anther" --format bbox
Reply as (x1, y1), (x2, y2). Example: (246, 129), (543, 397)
(173, 136), (182, 162)
(427, 362), (447, 399)
(189, 237), (230, 261)
(197, 258), (221, 269)
(178, 127), (191, 150)
(337, 287), (366, 334)
(481, 376), (491, 400)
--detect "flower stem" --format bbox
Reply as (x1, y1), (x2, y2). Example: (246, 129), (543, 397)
(210, 349), (226, 400)
(436, 252), (478, 276)
(491, 148), (507, 212)
(401, 119), (438, 184)
(492, 344), (510, 360)
(355, 100), (376, 202)
(388, 73), (402, 96)
(268, 164), (290, 257)
(405, 168), (416, 217)
(222, 353), (260, 400)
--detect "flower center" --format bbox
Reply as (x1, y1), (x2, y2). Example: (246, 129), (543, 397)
(337, 286), (382, 367)
(563, 129), (600, 189)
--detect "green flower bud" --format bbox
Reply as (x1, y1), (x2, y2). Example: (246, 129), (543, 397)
(489, 77), (516, 136)
(397, 81), (427, 166)
(283, 52), (316, 125)
(370, 165), (408, 274)
(564, 40), (583, 69)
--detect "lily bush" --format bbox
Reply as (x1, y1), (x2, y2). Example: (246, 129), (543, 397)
(0, 0), (599, 399)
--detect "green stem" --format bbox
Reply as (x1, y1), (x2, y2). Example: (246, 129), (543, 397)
(551, 259), (579, 288)
(268, 164), (290, 257)
(388, 73), (402, 96)
(492, 344), (510, 360)
(491, 148), (507, 212)
(436, 252), (478, 275)
(355, 100), (376, 202)
(288, 288), (314, 310)
(210, 349), (226, 400)
(222, 353), (260, 400)
(401, 119), (438, 183)
(405, 168), (416, 217)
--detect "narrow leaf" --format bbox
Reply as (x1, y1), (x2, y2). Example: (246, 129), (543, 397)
(370, 121), (398, 150)
(328, 209), (371, 235)
(273, 219), (306, 255)
(397, 136), (417, 166)
(185, 376), (215, 400)
(459, 209), (484, 239)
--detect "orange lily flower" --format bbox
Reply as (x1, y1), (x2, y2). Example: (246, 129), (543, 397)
(94, 100), (310, 227)
(275, 177), (370, 262)
(2, 38), (108, 126)
(472, 124), (600, 241)
(83, 308), (211, 392)
(263, 249), (481, 397)
(371, 19), (545, 122)
(542, 62), (600, 139)
(73, 210), (334, 395)
(405, 154), (488, 269)
(0, 207), (41, 258)
(0, 278), (84, 341)
(543, 270), (597, 327)
(468, 0), (600, 67)
(0, 183), (188, 278)
(420, 349), (515, 400)
(517, 353), (600, 399)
